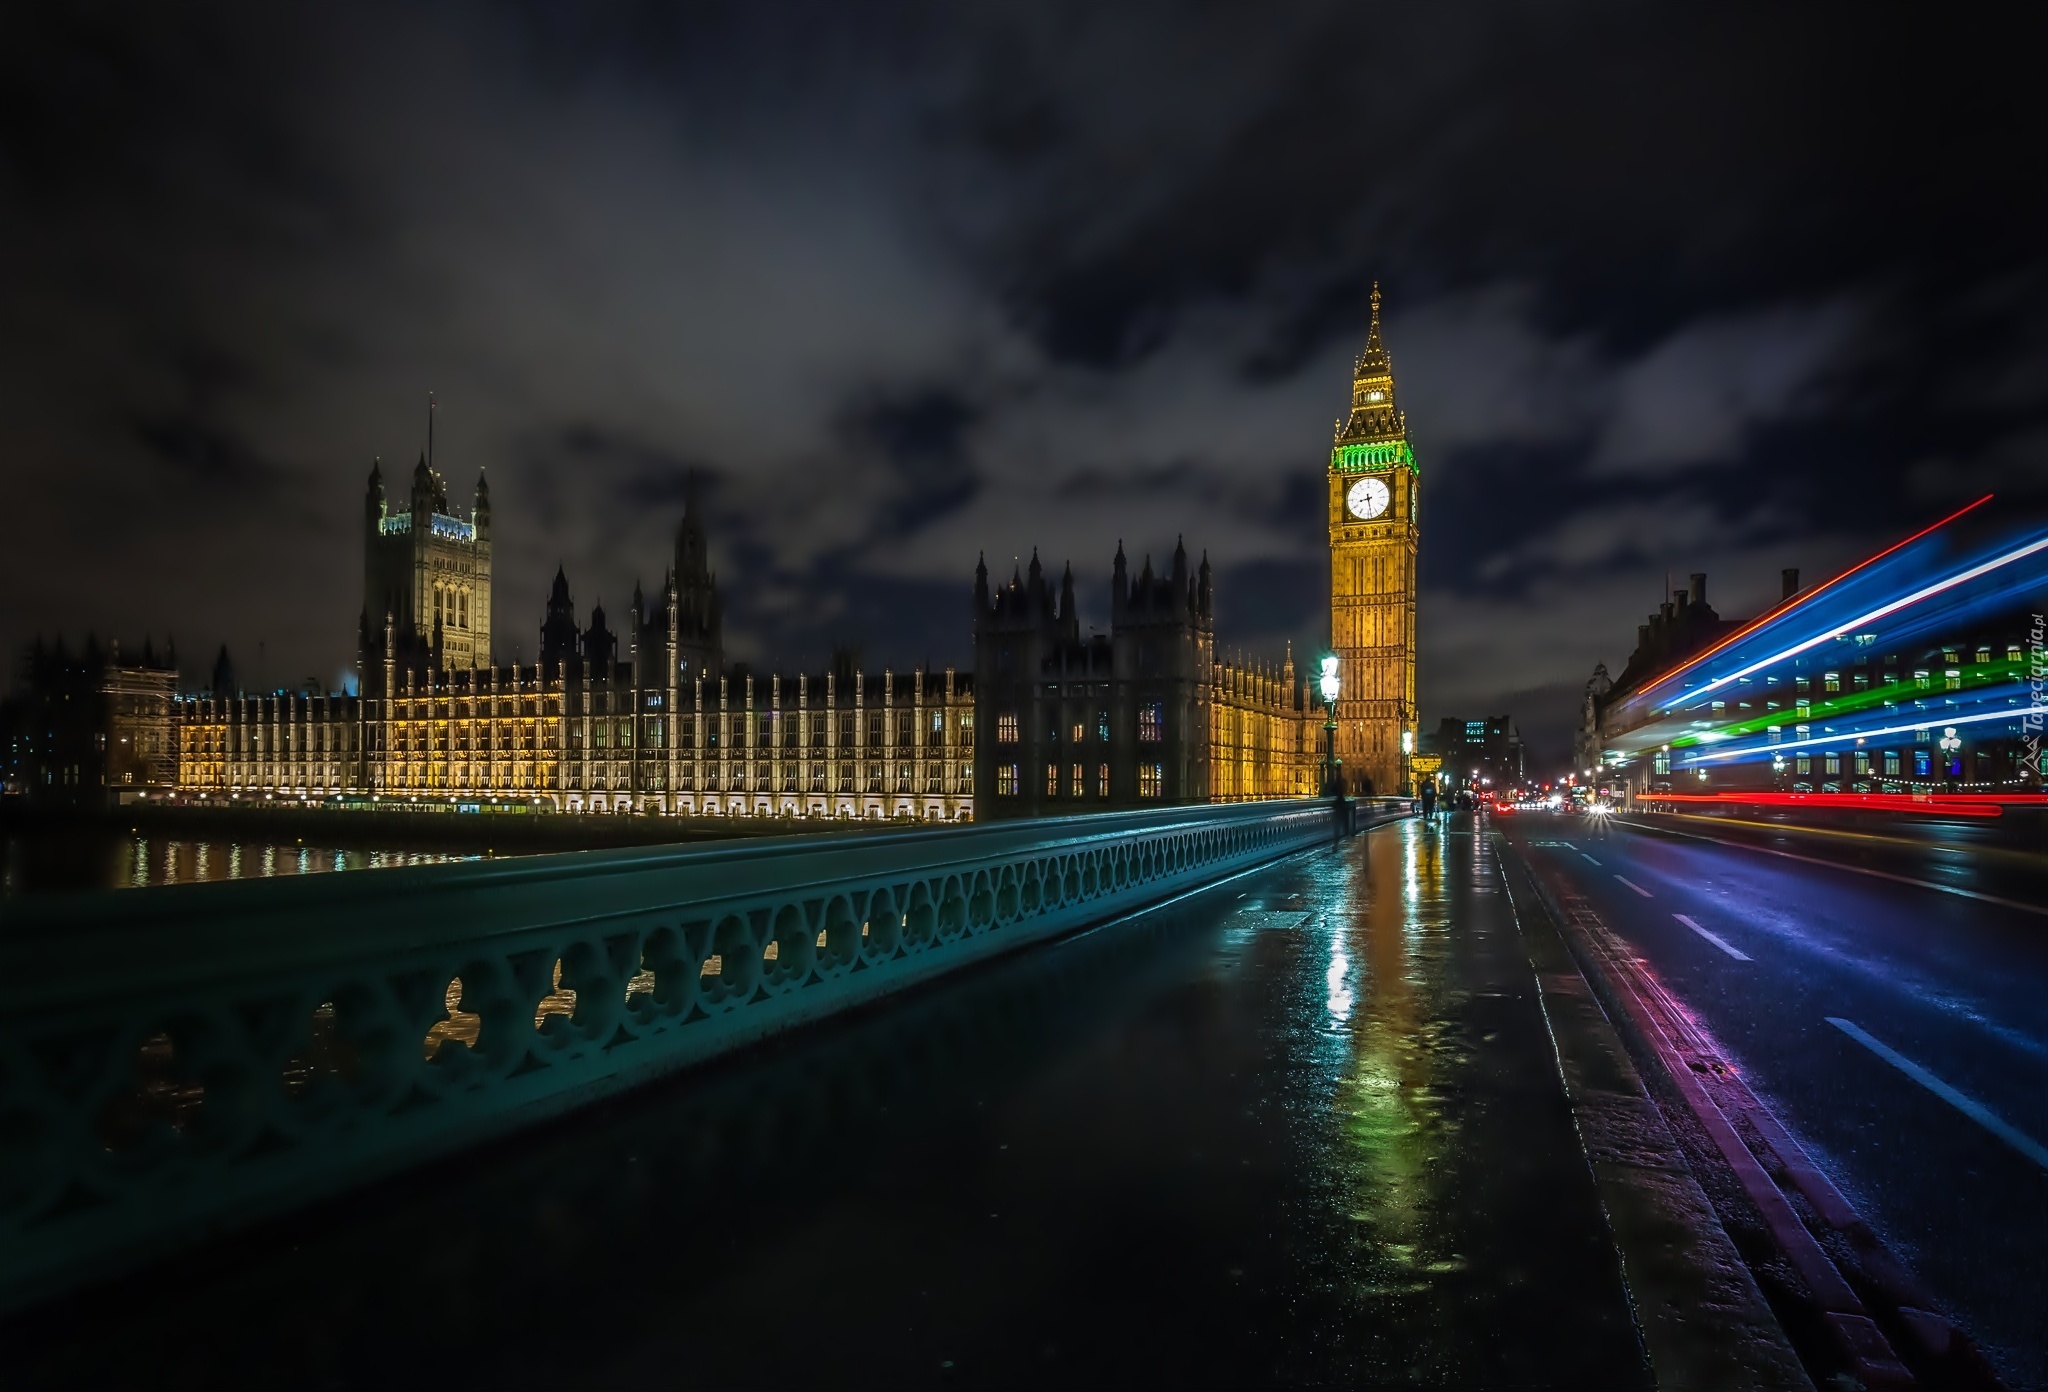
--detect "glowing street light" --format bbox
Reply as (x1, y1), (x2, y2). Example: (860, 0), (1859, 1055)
(1319, 655), (1341, 798)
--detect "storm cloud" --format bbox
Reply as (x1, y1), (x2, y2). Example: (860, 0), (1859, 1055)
(3, 2), (2043, 760)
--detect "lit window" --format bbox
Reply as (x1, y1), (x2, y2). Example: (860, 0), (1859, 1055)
(1046, 763), (1059, 796)
(1883, 750), (1900, 776)
(1072, 723), (1085, 744)
(1138, 763), (1163, 797)
(1139, 702), (1164, 742)
(997, 764), (1019, 796)
(1071, 763), (1084, 796)
(997, 712), (1019, 744)
(1825, 753), (1840, 775)
(1824, 672), (1840, 693)
(1097, 763), (1109, 798)
(2008, 645), (2023, 664)
(1913, 670), (1930, 690)
(1975, 647), (1991, 666)
(1944, 669), (1961, 691)
(1795, 756), (1810, 776)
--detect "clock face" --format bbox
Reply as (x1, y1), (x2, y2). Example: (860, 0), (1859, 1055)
(1346, 476), (1391, 520)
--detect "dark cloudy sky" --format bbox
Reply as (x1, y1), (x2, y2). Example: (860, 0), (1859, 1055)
(5, 4), (2045, 763)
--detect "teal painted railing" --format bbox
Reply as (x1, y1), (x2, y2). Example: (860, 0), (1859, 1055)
(0, 798), (1400, 1310)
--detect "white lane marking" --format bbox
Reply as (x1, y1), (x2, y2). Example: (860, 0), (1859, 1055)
(1581, 853), (1601, 866)
(1827, 1017), (2048, 1171)
(1611, 818), (2048, 919)
(1674, 913), (1750, 961)
(1615, 875), (1653, 897)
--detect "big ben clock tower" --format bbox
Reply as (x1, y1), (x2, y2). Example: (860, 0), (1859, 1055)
(1327, 284), (1418, 796)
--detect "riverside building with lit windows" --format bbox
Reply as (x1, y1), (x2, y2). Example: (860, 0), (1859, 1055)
(170, 443), (977, 821)
(971, 543), (1322, 820)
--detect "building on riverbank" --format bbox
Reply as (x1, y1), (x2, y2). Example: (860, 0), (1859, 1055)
(1, 637), (179, 806)
(971, 543), (1321, 820)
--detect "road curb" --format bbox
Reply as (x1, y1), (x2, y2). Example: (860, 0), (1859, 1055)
(1502, 829), (2012, 1392)
(1490, 831), (1815, 1392)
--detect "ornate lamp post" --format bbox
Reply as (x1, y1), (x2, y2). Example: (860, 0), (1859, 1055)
(1401, 727), (1414, 799)
(1318, 655), (1342, 799)
(1939, 726), (1962, 787)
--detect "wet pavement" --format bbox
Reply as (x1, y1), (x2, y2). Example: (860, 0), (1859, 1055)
(1508, 811), (2048, 1390)
(12, 817), (1647, 1389)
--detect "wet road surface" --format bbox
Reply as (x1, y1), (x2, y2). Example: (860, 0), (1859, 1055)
(1506, 812), (2048, 1390)
(12, 817), (1646, 1389)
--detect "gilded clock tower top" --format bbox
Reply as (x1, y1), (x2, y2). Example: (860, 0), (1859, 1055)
(1331, 284), (1417, 473)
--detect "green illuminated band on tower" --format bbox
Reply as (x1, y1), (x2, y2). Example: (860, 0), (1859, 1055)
(1330, 440), (1418, 474)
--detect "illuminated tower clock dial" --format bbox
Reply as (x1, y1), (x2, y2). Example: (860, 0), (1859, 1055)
(1345, 476), (1391, 519)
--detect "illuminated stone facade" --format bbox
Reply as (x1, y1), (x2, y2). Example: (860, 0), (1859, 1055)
(1327, 285), (1420, 797)
(973, 544), (1321, 819)
(362, 442), (492, 675)
(1209, 651), (1321, 800)
(173, 466), (974, 820)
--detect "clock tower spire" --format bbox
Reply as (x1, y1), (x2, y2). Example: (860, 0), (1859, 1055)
(1327, 282), (1419, 797)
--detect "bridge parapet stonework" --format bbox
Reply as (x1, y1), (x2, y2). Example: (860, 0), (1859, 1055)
(0, 799), (1395, 1310)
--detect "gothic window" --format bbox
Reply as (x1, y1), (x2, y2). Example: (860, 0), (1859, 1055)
(960, 712), (973, 747)
(1045, 763), (1058, 796)
(960, 765), (974, 793)
(838, 713), (855, 747)
(866, 762), (882, 793)
(867, 712), (884, 747)
(1096, 709), (1109, 742)
(997, 712), (1018, 743)
(839, 761), (854, 792)
(897, 712), (914, 747)
(928, 711), (944, 746)
(1097, 763), (1109, 798)
(1070, 763), (1083, 796)
(811, 763), (825, 793)
(1071, 722), (1085, 744)
(1138, 702), (1163, 742)
(811, 713), (827, 747)
(1138, 763), (1162, 798)
(996, 763), (1018, 796)
(926, 765), (943, 793)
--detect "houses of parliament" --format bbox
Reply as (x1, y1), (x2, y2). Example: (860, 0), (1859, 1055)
(22, 294), (1419, 818)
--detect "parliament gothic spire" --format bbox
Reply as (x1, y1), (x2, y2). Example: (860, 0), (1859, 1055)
(1327, 284), (1420, 796)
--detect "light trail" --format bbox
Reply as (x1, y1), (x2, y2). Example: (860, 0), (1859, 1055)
(1639, 494), (1993, 700)
(1674, 531), (2048, 705)
(1682, 703), (2035, 762)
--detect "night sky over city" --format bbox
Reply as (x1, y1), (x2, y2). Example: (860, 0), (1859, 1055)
(5, 3), (2044, 761)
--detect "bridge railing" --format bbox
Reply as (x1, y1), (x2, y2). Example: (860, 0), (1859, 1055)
(0, 797), (1406, 1310)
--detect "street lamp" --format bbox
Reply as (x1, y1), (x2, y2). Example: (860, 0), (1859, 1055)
(1318, 655), (1341, 798)
(1401, 727), (1414, 798)
(1939, 726), (1961, 785)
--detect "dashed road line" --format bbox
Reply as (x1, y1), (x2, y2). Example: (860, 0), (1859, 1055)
(1675, 913), (1750, 961)
(1580, 853), (1600, 866)
(1827, 1017), (2048, 1171)
(1615, 875), (1653, 898)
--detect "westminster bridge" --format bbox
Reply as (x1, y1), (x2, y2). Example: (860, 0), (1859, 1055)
(23, 797), (2028, 1388)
